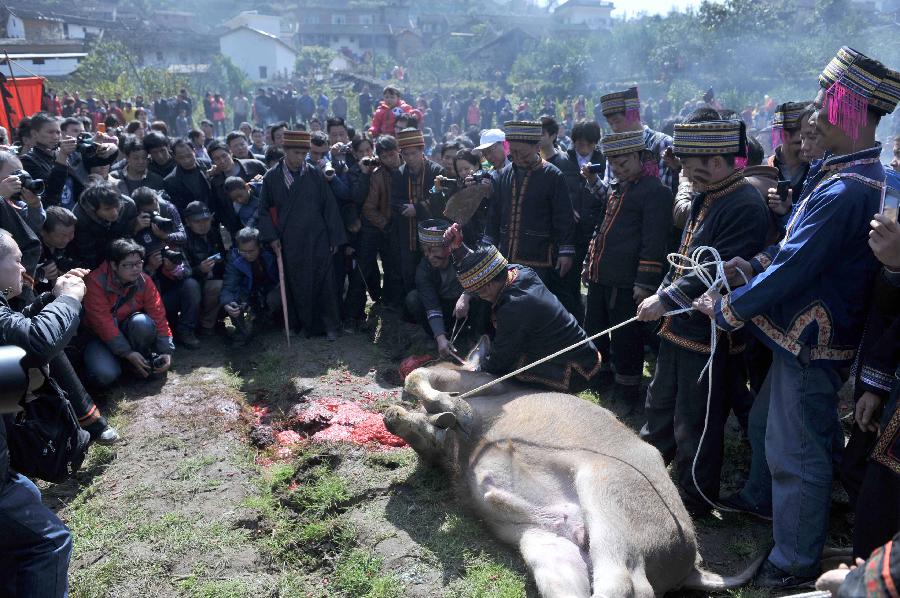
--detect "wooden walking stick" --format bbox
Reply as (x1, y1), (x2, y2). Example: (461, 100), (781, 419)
(274, 244), (291, 348)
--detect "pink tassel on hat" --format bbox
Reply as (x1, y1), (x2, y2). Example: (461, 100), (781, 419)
(642, 159), (659, 178)
(771, 127), (784, 150)
(734, 156), (748, 170)
(826, 81), (868, 141)
(626, 106), (641, 125)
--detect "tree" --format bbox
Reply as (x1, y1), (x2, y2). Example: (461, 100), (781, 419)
(408, 47), (463, 91)
(295, 47), (337, 80)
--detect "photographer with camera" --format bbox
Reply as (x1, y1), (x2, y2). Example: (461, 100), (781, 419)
(112, 136), (167, 197)
(35, 207), (77, 294)
(220, 227), (281, 346)
(0, 150), (45, 240)
(82, 238), (174, 387)
(131, 186), (185, 250)
(182, 202), (225, 337)
(20, 113), (118, 211)
(0, 228), (87, 597)
(72, 181), (138, 269)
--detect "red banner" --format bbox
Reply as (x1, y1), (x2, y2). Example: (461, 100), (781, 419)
(0, 76), (44, 134)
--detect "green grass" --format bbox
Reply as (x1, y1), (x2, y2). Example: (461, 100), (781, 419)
(174, 455), (217, 480)
(333, 549), (405, 598)
(453, 554), (527, 598)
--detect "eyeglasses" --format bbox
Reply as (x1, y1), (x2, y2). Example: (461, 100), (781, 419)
(237, 248), (259, 256)
(119, 260), (144, 269)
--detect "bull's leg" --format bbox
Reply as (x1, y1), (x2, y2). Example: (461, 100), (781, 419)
(573, 468), (656, 598)
(519, 528), (591, 598)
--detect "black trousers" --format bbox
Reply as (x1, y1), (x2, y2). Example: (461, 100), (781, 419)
(356, 223), (387, 305)
(52, 351), (106, 435)
(533, 265), (582, 324)
(852, 380), (900, 558)
(584, 282), (642, 386)
(640, 339), (742, 506)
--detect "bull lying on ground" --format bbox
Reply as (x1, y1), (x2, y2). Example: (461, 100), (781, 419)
(384, 364), (761, 597)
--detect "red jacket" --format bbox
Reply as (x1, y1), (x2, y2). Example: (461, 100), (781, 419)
(84, 261), (173, 356)
(369, 100), (421, 137)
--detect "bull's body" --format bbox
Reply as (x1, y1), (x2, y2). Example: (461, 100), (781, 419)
(385, 365), (756, 597)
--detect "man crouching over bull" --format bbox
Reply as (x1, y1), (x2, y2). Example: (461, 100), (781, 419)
(445, 224), (601, 392)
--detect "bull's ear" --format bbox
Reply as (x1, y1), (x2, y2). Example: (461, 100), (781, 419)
(428, 411), (457, 429)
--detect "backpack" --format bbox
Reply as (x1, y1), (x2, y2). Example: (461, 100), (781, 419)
(7, 380), (91, 483)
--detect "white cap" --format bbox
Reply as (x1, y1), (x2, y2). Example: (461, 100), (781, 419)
(475, 129), (505, 151)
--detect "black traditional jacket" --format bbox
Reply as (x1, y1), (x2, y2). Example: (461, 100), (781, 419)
(656, 171), (768, 354)
(858, 268), (900, 480)
(483, 265), (600, 391)
(483, 160), (575, 268)
(415, 258), (463, 338)
(584, 174), (673, 290)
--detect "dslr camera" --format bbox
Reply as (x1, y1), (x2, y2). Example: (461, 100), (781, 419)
(161, 247), (184, 265)
(471, 170), (492, 184)
(11, 170), (45, 197)
(75, 133), (98, 158)
(360, 156), (381, 169)
(143, 211), (174, 232)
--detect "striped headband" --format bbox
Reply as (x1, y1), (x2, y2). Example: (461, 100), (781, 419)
(397, 128), (425, 149)
(456, 245), (509, 292)
(600, 87), (641, 122)
(504, 120), (542, 143)
(673, 120), (746, 158)
(282, 130), (310, 150)
(418, 219), (451, 247)
(601, 130), (645, 157)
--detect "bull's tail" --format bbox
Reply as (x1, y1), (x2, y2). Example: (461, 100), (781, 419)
(679, 553), (766, 591)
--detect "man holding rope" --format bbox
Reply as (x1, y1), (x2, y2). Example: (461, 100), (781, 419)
(694, 47), (900, 590)
(635, 114), (769, 518)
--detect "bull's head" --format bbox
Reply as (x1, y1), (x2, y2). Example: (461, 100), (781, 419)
(383, 406), (449, 464)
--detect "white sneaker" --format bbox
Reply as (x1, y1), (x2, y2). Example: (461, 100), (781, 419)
(96, 426), (121, 445)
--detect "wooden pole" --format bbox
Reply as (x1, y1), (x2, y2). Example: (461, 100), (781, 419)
(274, 245), (291, 348)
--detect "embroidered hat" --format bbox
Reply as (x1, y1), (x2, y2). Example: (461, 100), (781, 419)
(418, 219), (451, 247)
(600, 130), (645, 157)
(475, 128), (505, 151)
(673, 120), (747, 158)
(397, 128), (425, 150)
(282, 130), (310, 150)
(599, 87), (641, 122)
(455, 244), (509, 292)
(819, 47), (900, 140)
(771, 101), (809, 149)
(773, 101), (809, 131)
(503, 121), (542, 143)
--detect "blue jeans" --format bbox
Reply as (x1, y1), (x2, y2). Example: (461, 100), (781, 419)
(742, 350), (844, 576)
(82, 313), (158, 388)
(0, 473), (71, 597)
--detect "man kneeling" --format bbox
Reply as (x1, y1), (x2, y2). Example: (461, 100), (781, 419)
(405, 219), (488, 359)
(82, 238), (174, 387)
(220, 227), (282, 346)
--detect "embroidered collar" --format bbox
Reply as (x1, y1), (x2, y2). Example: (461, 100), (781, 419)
(820, 144), (882, 173)
(700, 170), (747, 201)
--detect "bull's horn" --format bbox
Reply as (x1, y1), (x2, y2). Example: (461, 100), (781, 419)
(428, 412), (457, 429)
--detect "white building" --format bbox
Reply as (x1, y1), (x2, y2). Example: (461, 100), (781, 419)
(553, 0), (614, 30)
(219, 26), (297, 82)
(3, 51), (86, 77)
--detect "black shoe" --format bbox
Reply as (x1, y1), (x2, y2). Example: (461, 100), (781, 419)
(591, 370), (615, 391)
(752, 559), (816, 590)
(177, 331), (201, 350)
(718, 493), (773, 521)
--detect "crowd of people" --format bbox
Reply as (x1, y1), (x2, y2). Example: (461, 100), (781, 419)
(2, 44), (900, 597)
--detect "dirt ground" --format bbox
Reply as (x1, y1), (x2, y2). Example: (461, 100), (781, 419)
(44, 308), (855, 598)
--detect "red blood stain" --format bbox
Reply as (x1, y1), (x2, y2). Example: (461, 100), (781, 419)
(399, 355), (434, 380)
(289, 398), (406, 449)
(275, 430), (303, 445)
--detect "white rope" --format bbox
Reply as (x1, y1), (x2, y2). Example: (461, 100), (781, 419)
(457, 245), (749, 514)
